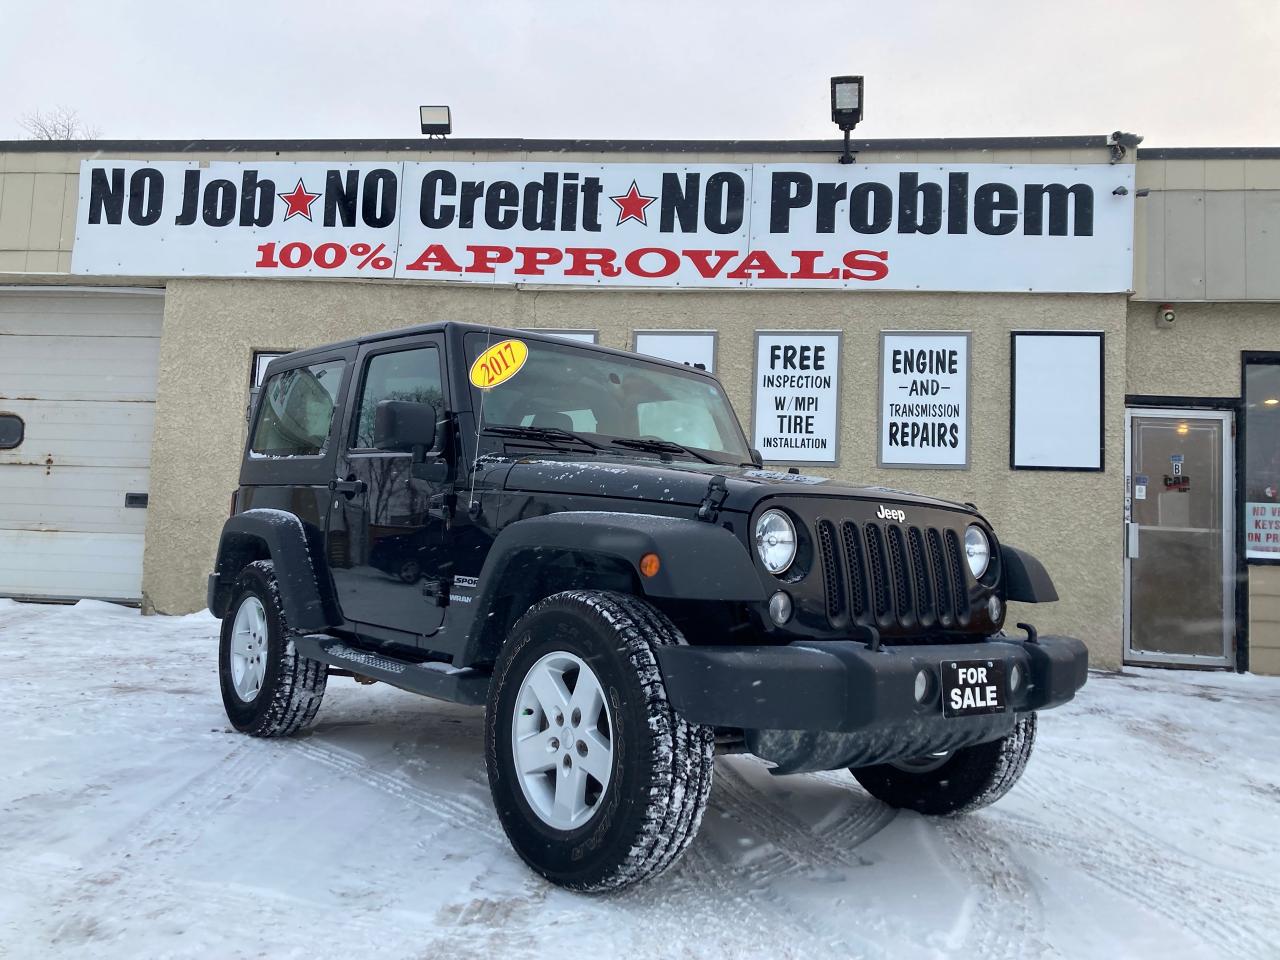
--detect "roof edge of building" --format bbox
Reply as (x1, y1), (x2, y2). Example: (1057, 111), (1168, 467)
(0, 135), (1111, 154)
(1135, 146), (1280, 160)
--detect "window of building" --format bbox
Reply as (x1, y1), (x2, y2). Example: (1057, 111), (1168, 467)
(0, 414), (23, 449)
(353, 347), (444, 449)
(1243, 353), (1280, 562)
(250, 359), (346, 458)
(253, 351), (290, 388)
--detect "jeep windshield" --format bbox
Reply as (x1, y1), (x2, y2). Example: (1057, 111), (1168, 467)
(464, 332), (752, 465)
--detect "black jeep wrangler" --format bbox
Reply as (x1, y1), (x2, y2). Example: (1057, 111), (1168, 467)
(208, 322), (1087, 892)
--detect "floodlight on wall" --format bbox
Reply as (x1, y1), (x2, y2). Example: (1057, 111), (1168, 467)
(830, 75), (863, 165)
(419, 105), (452, 137)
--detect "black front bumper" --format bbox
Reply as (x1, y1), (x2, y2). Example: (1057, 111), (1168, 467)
(654, 634), (1088, 773)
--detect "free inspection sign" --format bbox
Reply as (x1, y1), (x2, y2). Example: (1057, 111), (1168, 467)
(72, 159), (1135, 293)
(752, 332), (842, 464)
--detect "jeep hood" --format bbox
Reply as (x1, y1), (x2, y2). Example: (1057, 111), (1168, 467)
(500, 455), (979, 517)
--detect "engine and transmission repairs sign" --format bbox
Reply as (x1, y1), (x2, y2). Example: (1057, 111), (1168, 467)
(879, 332), (970, 468)
(752, 332), (842, 464)
(71, 160), (1135, 292)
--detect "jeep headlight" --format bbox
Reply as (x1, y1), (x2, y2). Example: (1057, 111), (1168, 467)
(964, 525), (991, 579)
(755, 509), (797, 575)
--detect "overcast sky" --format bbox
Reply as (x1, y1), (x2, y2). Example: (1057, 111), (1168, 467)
(2, 0), (1276, 146)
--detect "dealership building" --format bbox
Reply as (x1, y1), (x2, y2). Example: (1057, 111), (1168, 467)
(2, 133), (1279, 674)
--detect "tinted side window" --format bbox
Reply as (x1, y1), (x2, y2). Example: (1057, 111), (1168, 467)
(250, 359), (345, 457)
(354, 347), (444, 449)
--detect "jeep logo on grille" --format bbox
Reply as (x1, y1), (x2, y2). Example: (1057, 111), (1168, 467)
(876, 505), (907, 523)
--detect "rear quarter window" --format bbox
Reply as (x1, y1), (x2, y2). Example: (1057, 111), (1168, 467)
(250, 359), (345, 457)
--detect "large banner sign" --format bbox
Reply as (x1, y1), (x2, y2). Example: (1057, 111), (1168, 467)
(72, 160), (1135, 292)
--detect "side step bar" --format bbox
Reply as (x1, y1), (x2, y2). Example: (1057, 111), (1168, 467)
(294, 635), (490, 706)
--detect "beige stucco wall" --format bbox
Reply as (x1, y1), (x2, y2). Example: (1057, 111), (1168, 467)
(1126, 300), (1280, 674)
(1126, 300), (1280, 396)
(144, 278), (1129, 666)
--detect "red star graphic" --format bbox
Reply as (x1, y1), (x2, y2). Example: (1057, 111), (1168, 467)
(609, 180), (656, 226)
(278, 179), (320, 221)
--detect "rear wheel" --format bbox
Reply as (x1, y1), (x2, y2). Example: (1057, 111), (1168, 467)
(485, 590), (715, 892)
(850, 714), (1037, 816)
(218, 560), (327, 738)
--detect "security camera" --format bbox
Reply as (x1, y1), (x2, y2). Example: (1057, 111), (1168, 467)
(1157, 304), (1176, 327)
(1107, 130), (1144, 164)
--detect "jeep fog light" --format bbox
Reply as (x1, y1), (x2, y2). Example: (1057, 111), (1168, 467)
(1009, 663), (1023, 692)
(987, 595), (1002, 622)
(768, 590), (793, 625)
(913, 669), (932, 704)
(755, 509), (797, 575)
(964, 525), (991, 578)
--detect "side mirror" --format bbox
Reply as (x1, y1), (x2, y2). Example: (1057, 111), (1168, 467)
(750, 447), (764, 468)
(374, 400), (437, 454)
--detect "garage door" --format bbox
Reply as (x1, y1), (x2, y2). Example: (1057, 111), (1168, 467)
(0, 290), (163, 602)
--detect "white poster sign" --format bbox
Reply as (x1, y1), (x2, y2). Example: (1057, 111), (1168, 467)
(752, 332), (841, 463)
(72, 159), (1135, 293)
(879, 332), (969, 468)
(633, 331), (716, 371)
(1246, 502), (1280, 559)
(1011, 332), (1104, 471)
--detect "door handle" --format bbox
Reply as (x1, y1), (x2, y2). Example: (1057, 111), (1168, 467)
(329, 477), (367, 498)
(1126, 522), (1140, 559)
(427, 491), (456, 522)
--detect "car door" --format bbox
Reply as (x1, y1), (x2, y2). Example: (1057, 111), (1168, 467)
(326, 335), (452, 637)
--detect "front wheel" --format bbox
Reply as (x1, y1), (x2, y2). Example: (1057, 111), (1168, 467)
(485, 590), (715, 892)
(850, 714), (1037, 816)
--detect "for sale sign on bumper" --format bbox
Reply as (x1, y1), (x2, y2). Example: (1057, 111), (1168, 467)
(72, 159), (1135, 293)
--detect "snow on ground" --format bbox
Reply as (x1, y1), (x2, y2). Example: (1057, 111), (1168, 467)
(1, 598), (1277, 960)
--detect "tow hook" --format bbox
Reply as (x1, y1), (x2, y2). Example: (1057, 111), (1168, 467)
(1017, 622), (1040, 645)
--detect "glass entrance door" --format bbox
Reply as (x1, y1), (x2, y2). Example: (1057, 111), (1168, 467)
(1124, 409), (1235, 666)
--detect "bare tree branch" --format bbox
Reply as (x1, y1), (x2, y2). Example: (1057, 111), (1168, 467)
(18, 106), (101, 141)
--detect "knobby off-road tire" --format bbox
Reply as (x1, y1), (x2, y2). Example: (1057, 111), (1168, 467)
(851, 713), (1037, 816)
(219, 560), (327, 738)
(485, 590), (715, 892)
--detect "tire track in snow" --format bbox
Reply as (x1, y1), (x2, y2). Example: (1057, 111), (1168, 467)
(806, 771), (900, 850)
(93, 742), (272, 863)
(293, 738), (505, 843)
(668, 841), (875, 959)
(928, 817), (1050, 960)
(5, 741), (337, 949)
(1012, 773), (1277, 959)
(710, 760), (873, 877)
(684, 760), (903, 958)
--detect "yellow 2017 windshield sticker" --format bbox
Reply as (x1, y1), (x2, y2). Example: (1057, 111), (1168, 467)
(469, 339), (529, 389)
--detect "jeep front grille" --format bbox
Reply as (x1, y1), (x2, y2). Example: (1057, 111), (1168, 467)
(818, 520), (971, 631)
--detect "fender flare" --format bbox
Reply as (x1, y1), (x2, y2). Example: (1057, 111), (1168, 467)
(1000, 544), (1059, 603)
(453, 511), (766, 666)
(207, 509), (335, 631)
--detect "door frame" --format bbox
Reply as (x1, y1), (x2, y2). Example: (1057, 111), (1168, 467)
(1123, 399), (1239, 667)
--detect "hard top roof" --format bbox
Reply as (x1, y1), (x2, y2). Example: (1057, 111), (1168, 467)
(272, 321), (716, 378)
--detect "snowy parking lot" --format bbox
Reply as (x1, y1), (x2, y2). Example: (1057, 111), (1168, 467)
(1, 598), (1277, 959)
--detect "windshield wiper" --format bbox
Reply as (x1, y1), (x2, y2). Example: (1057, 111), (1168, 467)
(483, 425), (603, 450)
(609, 437), (718, 464)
